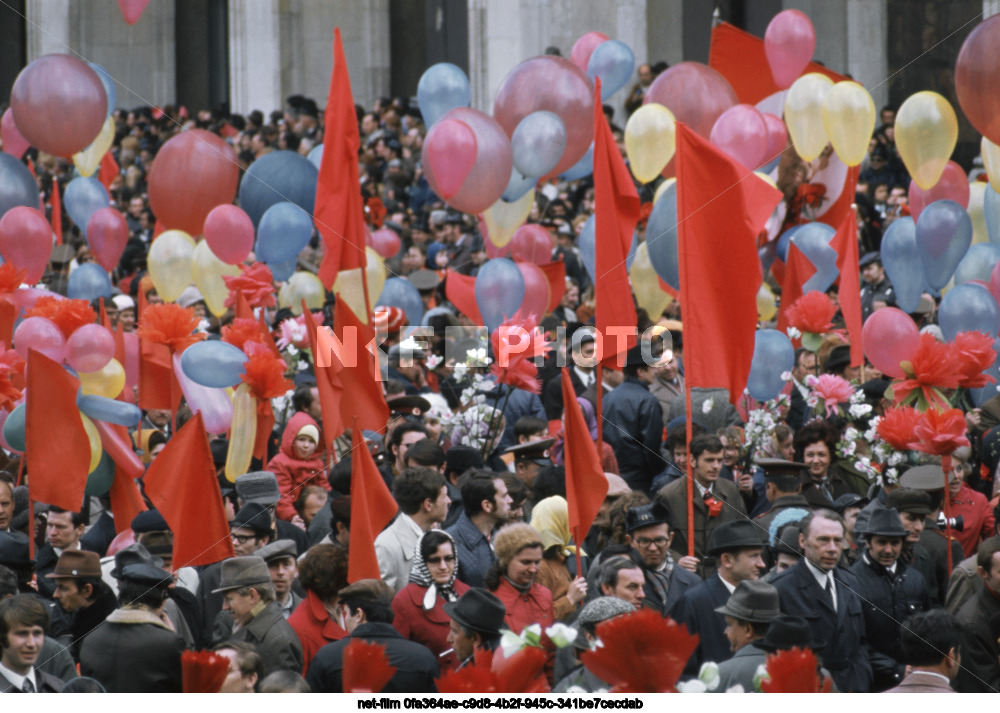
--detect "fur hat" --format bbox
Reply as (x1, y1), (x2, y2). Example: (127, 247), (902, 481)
(493, 523), (544, 569)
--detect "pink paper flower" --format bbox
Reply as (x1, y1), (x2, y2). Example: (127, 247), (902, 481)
(808, 374), (854, 417)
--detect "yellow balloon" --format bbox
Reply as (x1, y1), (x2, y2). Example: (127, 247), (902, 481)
(757, 283), (777, 322)
(784, 73), (834, 162)
(192, 240), (240, 317)
(72, 117), (115, 177)
(981, 137), (1000, 195)
(968, 182), (989, 245)
(653, 177), (677, 205)
(279, 271), (326, 315)
(753, 171), (778, 190)
(629, 242), (673, 319)
(225, 383), (256, 483)
(625, 103), (677, 184)
(79, 358), (125, 399)
(483, 189), (535, 248)
(895, 91), (957, 189)
(821, 81), (875, 166)
(333, 247), (385, 323)
(80, 413), (102, 473)
(148, 229), (196, 302)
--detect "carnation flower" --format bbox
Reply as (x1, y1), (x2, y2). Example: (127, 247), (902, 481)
(892, 333), (961, 410)
(952, 331), (997, 390)
(786, 291), (837, 335)
(808, 374), (854, 417)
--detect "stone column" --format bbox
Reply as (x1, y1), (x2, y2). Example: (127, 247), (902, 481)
(25, 0), (71, 61)
(229, 0), (282, 115)
(846, 0), (888, 111)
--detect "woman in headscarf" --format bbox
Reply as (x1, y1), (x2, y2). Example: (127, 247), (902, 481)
(391, 529), (469, 671)
(529, 496), (587, 621)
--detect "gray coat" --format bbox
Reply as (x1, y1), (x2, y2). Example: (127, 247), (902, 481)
(228, 601), (304, 677)
(714, 643), (767, 692)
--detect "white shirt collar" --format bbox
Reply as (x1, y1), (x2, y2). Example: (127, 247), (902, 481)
(717, 573), (737, 595)
(695, 481), (713, 498)
(0, 660), (36, 692)
(572, 365), (594, 387)
(863, 552), (897, 575)
(804, 557), (837, 608)
(401, 513), (424, 538)
(909, 670), (952, 686)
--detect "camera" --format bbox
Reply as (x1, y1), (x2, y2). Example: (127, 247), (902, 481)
(937, 513), (964, 532)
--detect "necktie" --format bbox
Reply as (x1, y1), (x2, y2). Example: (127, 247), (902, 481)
(22, 678), (35, 693)
(826, 576), (837, 612)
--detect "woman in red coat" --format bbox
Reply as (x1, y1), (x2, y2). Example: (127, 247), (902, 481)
(485, 523), (555, 635)
(288, 544), (348, 674)
(267, 411), (327, 524)
(391, 530), (469, 672)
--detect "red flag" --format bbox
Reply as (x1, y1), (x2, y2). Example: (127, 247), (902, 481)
(50, 177), (62, 246)
(138, 341), (176, 410)
(302, 304), (345, 448)
(593, 78), (639, 365)
(830, 171), (863, 366)
(144, 412), (235, 567)
(675, 122), (783, 403)
(444, 271), (483, 325)
(332, 298), (389, 435)
(98, 151), (120, 191)
(775, 242), (818, 338)
(560, 368), (608, 548)
(348, 425), (399, 583)
(108, 464), (147, 534)
(26, 350), (91, 510)
(316, 28), (367, 289)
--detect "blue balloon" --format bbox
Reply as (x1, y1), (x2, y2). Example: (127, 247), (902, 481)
(502, 166), (536, 202)
(307, 144), (324, 170)
(256, 201), (314, 264)
(938, 283), (1000, 341)
(791, 222), (838, 293)
(475, 259), (524, 333)
(180, 340), (248, 388)
(0, 153), (39, 219)
(68, 263), (112, 300)
(417, 63), (471, 128)
(747, 329), (795, 402)
(972, 338), (1000, 407)
(268, 258), (297, 282)
(954, 243), (1000, 285)
(625, 231), (638, 272)
(916, 199), (972, 290)
(85, 451), (114, 497)
(3, 402), (24, 452)
(511, 111), (567, 179)
(239, 150), (318, 228)
(587, 40), (636, 97)
(644, 184), (679, 290)
(560, 142), (594, 181)
(881, 217), (924, 313)
(577, 215), (597, 284)
(77, 393), (141, 426)
(775, 225), (802, 262)
(87, 62), (116, 118)
(63, 177), (109, 238)
(377, 277), (425, 329)
(985, 183), (1000, 245)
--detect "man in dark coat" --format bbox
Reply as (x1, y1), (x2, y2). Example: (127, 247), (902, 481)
(954, 538), (1000, 693)
(753, 459), (812, 544)
(849, 508), (931, 691)
(623, 502), (700, 616)
(306, 579), (438, 692)
(0, 595), (65, 693)
(446, 472), (508, 588)
(713, 580), (781, 692)
(46, 551), (117, 661)
(885, 609), (960, 693)
(771, 509), (873, 692)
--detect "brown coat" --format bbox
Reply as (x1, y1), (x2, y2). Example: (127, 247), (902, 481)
(884, 671), (956, 693)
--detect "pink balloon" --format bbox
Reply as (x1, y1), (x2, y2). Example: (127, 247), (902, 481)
(516, 261), (551, 319)
(429, 108), (512, 215)
(117, 0), (151, 24)
(86, 207), (129, 272)
(494, 56), (594, 179)
(370, 228), (401, 259)
(764, 9), (816, 89)
(861, 307), (921, 378)
(644, 62), (738, 139)
(423, 118), (478, 200)
(570, 32), (610, 72)
(66, 323), (115, 373)
(0, 207), (52, 283)
(710, 104), (769, 170)
(123, 331), (139, 388)
(907, 161), (971, 222)
(762, 113), (789, 164)
(10, 55), (106, 157)
(14, 317), (66, 363)
(509, 225), (553, 264)
(203, 204), (255, 265)
(1, 109), (29, 159)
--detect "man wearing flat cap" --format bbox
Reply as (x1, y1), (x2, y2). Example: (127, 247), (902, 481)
(850, 508), (931, 691)
(859, 251), (894, 320)
(553, 596), (636, 693)
(257, 540), (302, 619)
(753, 458), (811, 543)
(444, 587), (505, 669)
(624, 502), (700, 615)
(211, 555), (303, 677)
(713, 580), (781, 692)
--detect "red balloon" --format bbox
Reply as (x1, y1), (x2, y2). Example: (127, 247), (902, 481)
(956, 15), (1000, 147)
(370, 228), (402, 259)
(117, 0), (151, 25)
(710, 104), (769, 170)
(570, 32), (610, 72)
(147, 129), (239, 236)
(991, 261), (1000, 306)
(86, 207), (129, 272)
(0, 207), (51, 283)
(509, 225), (553, 264)
(907, 161), (971, 222)
(861, 307), (921, 379)
(423, 118), (478, 200)
(494, 56), (594, 179)
(428, 108), (511, 215)
(203, 204), (255, 265)
(1, 109), (29, 159)
(10, 55), (106, 157)
(762, 113), (788, 164)
(764, 10), (816, 89)
(644, 62), (737, 139)
(516, 261), (551, 319)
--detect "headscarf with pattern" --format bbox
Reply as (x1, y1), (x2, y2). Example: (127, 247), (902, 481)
(408, 529), (460, 611)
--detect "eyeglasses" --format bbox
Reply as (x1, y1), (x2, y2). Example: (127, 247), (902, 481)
(634, 537), (669, 548)
(426, 555), (456, 565)
(231, 533), (256, 545)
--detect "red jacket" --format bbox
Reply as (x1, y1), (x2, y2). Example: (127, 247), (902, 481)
(391, 581), (470, 672)
(949, 483), (996, 557)
(267, 411), (327, 521)
(288, 589), (348, 674)
(492, 578), (554, 635)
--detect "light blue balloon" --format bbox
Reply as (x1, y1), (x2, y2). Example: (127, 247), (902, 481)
(791, 222), (838, 293)
(625, 231), (638, 271)
(560, 142), (594, 181)
(307, 144), (324, 170)
(0, 153), (38, 219)
(971, 338), (1000, 407)
(511, 111), (567, 179)
(256, 201), (314, 264)
(87, 62), (116, 118)
(85, 451), (114, 497)
(67, 263), (112, 300)
(577, 215), (597, 284)
(880, 217), (923, 313)
(268, 258), (296, 282)
(63, 177), (109, 238)
(587, 40), (636, 97)
(417, 63), (471, 129)
(77, 393), (141, 426)
(747, 329), (795, 402)
(378, 277), (425, 328)
(645, 183), (679, 290)
(916, 199), (972, 291)
(775, 225), (802, 262)
(984, 183), (1000, 245)
(954, 243), (1000, 286)
(502, 167), (536, 202)
(180, 340), (249, 388)
(239, 150), (318, 228)
(938, 282), (1000, 341)
(475, 259), (524, 333)
(2, 402), (24, 452)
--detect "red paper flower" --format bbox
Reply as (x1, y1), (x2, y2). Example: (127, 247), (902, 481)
(893, 334), (961, 410)
(240, 342), (292, 400)
(953, 331), (997, 389)
(909, 407), (970, 456)
(0, 367), (22, 413)
(876, 406), (922, 451)
(223, 262), (276, 310)
(364, 196), (387, 228)
(181, 650), (230, 693)
(579, 609), (698, 692)
(808, 374), (854, 417)
(786, 291), (837, 335)
(436, 647), (549, 694)
(490, 313), (551, 394)
(221, 318), (267, 352)
(136, 303), (206, 352)
(342, 639), (398, 693)
(760, 648), (833, 693)
(0, 264), (27, 295)
(25, 296), (96, 339)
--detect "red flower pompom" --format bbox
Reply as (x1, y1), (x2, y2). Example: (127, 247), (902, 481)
(223, 262), (276, 310)
(136, 303), (206, 352)
(909, 407), (970, 456)
(240, 342), (292, 400)
(0, 264), (27, 295)
(342, 639), (398, 693)
(436, 647), (549, 694)
(953, 331), (997, 389)
(877, 406), (922, 452)
(892, 334), (961, 410)
(786, 291), (837, 335)
(760, 648), (833, 693)
(221, 318), (267, 352)
(181, 650), (230, 693)
(25, 296), (96, 339)
(489, 313), (551, 394)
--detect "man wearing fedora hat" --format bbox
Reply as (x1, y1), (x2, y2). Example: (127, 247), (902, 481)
(444, 588), (505, 669)
(712, 580), (781, 692)
(623, 502), (700, 615)
(46, 550), (117, 662)
(850, 508), (931, 691)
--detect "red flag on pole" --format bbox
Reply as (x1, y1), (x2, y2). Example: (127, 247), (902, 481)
(301, 304), (345, 449)
(108, 463), (147, 534)
(144, 412), (235, 567)
(829, 166), (864, 367)
(347, 424), (399, 583)
(775, 242), (818, 338)
(332, 298), (389, 435)
(316, 28), (367, 289)
(50, 177), (62, 246)
(98, 150), (120, 190)
(560, 368), (608, 552)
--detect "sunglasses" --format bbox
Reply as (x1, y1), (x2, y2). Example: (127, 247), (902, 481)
(426, 555), (456, 565)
